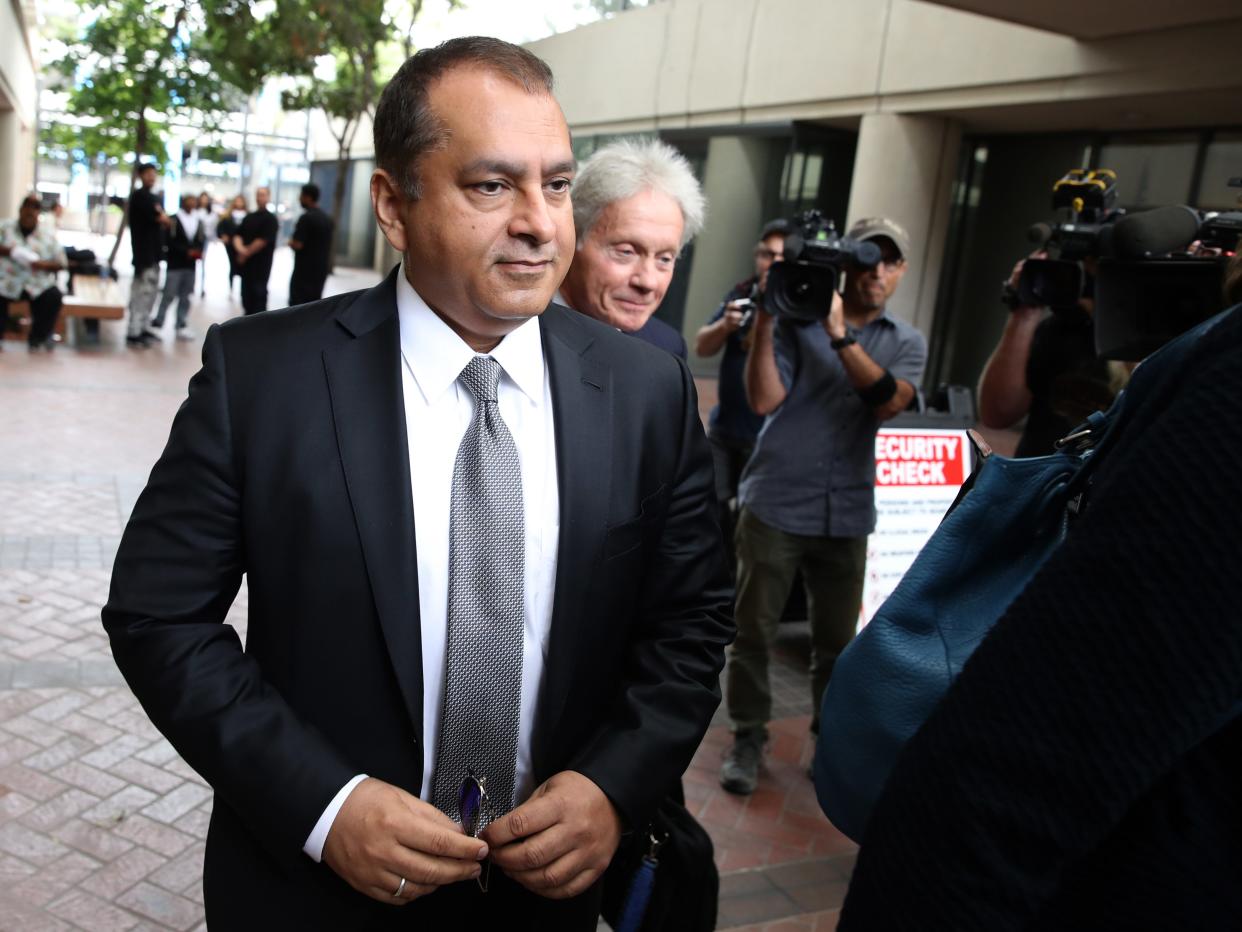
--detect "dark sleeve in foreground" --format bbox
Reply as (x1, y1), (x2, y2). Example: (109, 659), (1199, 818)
(567, 357), (735, 827)
(840, 328), (1242, 930)
(102, 326), (354, 864)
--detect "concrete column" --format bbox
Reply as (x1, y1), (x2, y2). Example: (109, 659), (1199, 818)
(0, 109), (35, 217)
(845, 113), (961, 346)
(680, 135), (774, 377)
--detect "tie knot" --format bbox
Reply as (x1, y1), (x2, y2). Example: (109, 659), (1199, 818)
(459, 355), (502, 404)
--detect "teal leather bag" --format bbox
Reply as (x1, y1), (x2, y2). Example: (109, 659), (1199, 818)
(813, 307), (1237, 843)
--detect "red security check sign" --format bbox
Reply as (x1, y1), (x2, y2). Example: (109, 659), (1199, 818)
(874, 432), (967, 487)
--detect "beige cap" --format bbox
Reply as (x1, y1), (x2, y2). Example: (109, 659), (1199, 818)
(847, 217), (911, 260)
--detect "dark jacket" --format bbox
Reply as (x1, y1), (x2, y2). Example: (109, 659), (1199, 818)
(102, 269), (733, 929)
(163, 215), (206, 271)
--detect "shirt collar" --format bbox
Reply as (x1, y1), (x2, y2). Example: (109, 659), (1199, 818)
(396, 265), (545, 406)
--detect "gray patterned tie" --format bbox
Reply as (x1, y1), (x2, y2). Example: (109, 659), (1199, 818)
(432, 355), (525, 824)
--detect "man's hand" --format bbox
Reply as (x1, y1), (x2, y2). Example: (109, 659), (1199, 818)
(483, 770), (622, 900)
(722, 301), (748, 333)
(823, 289), (847, 341)
(322, 777), (487, 905)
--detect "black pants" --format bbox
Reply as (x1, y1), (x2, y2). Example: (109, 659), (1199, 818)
(1, 287), (63, 347)
(289, 272), (327, 306)
(240, 273), (269, 315)
(708, 432), (754, 575)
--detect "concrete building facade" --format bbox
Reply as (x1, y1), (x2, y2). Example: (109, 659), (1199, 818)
(525, 0), (1242, 386)
(0, 0), (38, 218)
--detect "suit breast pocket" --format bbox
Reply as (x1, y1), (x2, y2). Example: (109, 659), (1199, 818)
(602, 483), (668, 562)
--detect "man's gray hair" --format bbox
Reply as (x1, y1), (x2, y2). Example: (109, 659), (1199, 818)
(572, 138), (706, 248)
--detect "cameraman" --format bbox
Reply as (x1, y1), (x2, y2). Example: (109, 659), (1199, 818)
(977, 254), (1118, 456)
(694, 218), (790, 561)
(719, 218), (927, 795)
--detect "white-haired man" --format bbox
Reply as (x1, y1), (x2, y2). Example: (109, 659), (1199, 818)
(558, 138), (705, 358)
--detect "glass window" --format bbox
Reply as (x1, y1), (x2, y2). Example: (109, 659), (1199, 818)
(1098, 135), (1198, 208)
(1196, 133), (1242, 211)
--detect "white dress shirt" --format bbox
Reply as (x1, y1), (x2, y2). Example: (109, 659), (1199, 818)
(304, 268), (560, 861)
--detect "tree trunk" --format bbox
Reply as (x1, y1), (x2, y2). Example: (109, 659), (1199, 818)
(326, 118), (356, 275)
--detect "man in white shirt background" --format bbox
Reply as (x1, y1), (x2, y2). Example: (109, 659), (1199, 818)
(103, 36), (732, 931)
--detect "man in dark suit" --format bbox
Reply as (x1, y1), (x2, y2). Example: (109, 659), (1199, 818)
(102, 36), (731, 931)
(557, 138), (704, 360)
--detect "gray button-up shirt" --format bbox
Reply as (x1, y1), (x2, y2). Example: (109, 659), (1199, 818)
(738, 311), (928, 538)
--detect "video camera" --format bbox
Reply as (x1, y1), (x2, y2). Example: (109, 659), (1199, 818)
(764, 210), (881, 323)
(1092, 178), (1241, 359)
(1015, 169), (1123, 311)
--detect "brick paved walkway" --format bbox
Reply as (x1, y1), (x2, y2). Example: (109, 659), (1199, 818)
(1, 240), (854, 930)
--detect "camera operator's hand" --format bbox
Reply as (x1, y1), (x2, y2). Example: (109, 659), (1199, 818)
(722, 301), (748, 332)
(1005, 250), (1048, 317)
(823, 290), (847, 342)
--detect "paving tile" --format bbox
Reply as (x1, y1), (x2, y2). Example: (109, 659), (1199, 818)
(107, 758), (184, 795)
(79, 846), (168, 900)
(111, 814), (195, 858)
(0, 734), (40, 767)
(0, 764), (69, 802)
(22, 737), (96, 773)
(0, 789), (38, 820)
(50, 761), (127, 798)
(80, 734), (151, 772)
(147, 845), (204, 894)
(50, 818), (136, 862)
(82, 785), (160, 828)
(140, 783), (210, 825)
(0, 821), (71, 865)
(45, 890), (142, 932)
(20, 789), (102, 832)
(115, 881), (202, 930)
(4, 850), (102, 908)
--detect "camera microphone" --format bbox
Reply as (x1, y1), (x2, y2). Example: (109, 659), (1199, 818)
(1109, 205), (1202, 259)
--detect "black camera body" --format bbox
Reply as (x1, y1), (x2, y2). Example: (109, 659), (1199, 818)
(764, 210), (881, 323)
(1017, 169), (1123, 311)
(1199, 210), (1242, 251)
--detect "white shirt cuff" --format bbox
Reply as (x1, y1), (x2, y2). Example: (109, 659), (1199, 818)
(303, 774), (368, 862)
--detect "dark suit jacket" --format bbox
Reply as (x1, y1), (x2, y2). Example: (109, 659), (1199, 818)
(102, 268), (733, 929)
(632, 314), (688, 360)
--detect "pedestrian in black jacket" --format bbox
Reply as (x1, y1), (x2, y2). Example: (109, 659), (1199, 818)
(152, 194), (206, 340)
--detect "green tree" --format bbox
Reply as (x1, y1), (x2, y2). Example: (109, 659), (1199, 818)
(39, 120), (139, 232)
(280, 0), (456, 268)
(54, 0), (277, 263)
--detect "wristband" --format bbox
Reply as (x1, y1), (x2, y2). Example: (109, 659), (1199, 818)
(830, 334), (856, 350)
(857, 370), (898, 407)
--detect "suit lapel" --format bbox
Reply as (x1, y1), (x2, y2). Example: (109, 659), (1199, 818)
(535, 306), (613, 769)
(322, 269), (424, 740)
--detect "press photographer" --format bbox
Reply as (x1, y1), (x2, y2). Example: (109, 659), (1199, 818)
(694, 217), (790, 562)
(977, 169), (1126, 456)
(719, 213), (927, 796)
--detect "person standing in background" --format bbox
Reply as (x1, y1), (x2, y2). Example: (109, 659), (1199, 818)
(216, 194), (247, 299)
(125, 164), (171, 347)
(151, 194), (206, 341)
(288, 183), (334, 305)
(195, 192), (217, 298)
(233, 187), (279, 314)
(694, 218), (789, 567)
